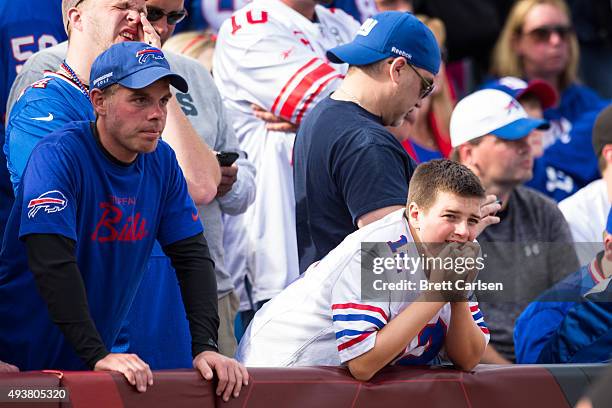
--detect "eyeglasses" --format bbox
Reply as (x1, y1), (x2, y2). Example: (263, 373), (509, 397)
(146, 6), (188, 25)
(406, 62), (435, 99)
(524, 25), (573, 43)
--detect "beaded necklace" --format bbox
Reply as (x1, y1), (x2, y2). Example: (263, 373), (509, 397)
(60, 60), (90, 101)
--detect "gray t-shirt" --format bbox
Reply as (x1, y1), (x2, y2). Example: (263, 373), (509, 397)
(7, 42), (256, 297)
(476, 185), (579, 362)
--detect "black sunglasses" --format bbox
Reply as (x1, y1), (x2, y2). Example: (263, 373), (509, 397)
(524, 25), (573, 43)
(406, 62), (435, 99)
(146, 6), (188, 25)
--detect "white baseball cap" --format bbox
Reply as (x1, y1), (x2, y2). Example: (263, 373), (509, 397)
(450, 89), (549, 147)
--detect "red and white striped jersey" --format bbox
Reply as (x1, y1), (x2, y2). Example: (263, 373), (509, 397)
(236, 209), (490, 366)
(213, 0), (360, 303)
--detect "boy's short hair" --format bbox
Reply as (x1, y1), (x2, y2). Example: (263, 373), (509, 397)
(408, 159), (485, 210)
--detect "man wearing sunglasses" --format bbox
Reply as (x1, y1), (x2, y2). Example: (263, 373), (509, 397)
(293, 11), (441, 273)
(4, 0), (253, 400)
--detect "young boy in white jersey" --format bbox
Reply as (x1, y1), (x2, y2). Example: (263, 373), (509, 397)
(236, 159), (492, 380)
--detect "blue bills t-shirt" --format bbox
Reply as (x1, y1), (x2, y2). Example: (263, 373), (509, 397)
(0, 121), (203, 370)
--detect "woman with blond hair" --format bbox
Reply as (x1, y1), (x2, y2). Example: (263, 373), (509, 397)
(490, 0), (609, 202)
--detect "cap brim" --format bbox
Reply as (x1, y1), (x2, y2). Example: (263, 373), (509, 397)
(490, 117), (549, 140)
(326, 43), (388, 66)
(118, 67), (189, 93)
(517, 80), (558, 110)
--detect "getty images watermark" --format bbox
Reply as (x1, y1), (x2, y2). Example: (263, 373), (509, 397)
(360, 241), (503, 303)
(370, 250), (502, 292)
(360, 241), (593, 303)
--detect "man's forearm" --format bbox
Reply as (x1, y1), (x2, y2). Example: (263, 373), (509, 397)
(162, 97), (221, 205)
(24, 234), (109, 368)
(164, 234), (220, 357)
(217, 158), (256, 215)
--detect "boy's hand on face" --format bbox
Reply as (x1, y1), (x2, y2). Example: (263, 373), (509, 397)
(423, 241), (481, 302)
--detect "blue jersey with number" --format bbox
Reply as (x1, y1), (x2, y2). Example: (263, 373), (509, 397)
(0, 121), (203, 370)
(4, 72), (94, 191)
(0, 0), (66, 243)
(526, 85), (610, 201)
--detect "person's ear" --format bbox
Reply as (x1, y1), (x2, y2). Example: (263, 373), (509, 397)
(90, 89), (107, 117)
(458, 144), (474, 165)
(602, 145), (612, 167)
(389, 57), (406, 84)
(67, 6), (84, 33)
(407, 202), (421, 231)
(604, 232), (612, 262)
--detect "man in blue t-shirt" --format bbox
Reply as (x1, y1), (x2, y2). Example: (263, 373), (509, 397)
(0, 0), (67, 244)
(0, 42), (248, 399)
(293, 12), (439, 273)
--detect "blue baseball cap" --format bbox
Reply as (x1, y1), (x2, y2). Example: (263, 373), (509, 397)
(90, 42), (188, 93)
(326, 11), (441, 74)
(481, 77), (558, 110)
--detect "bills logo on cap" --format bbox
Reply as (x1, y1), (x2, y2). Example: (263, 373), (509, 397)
(136, 48), (165, 64)
(27, 190), (68, 219)
(505, 99), (521, 115)
(357, 18), (378, 36)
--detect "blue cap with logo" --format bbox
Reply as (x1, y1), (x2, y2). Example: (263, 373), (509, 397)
(90, 42), (188, 93)
(326, 11), (441, 74)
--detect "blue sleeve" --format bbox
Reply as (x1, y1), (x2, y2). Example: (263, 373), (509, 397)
(156, 144), (204, 246)
(334, 142), (410, 224)
(18, 140), (79, 241)
(536, 299), (612, 363)
(5, 95), (83, 191)
(514, 301), (573, 363)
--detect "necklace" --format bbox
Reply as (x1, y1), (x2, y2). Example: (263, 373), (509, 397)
(60, 60), (90, 101)
(335, 88), (364, 109)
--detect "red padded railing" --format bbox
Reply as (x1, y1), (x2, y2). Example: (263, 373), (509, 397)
(1, 364), (600, 408)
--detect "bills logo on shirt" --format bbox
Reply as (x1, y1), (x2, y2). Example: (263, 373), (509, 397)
(135, 48), (165, 64)
(27, 190), (67, 218)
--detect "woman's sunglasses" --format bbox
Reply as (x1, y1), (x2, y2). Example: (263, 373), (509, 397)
(524, 25), (573, 43)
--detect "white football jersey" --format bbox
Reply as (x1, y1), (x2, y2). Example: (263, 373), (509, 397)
(214, 0), (360, 303)
(236, 209), (490, 366)
(558, 178), (608, 265)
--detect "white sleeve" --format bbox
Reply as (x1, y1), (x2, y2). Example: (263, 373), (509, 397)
(214, 11), (344, 124)
(331, 250), (390, 364)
